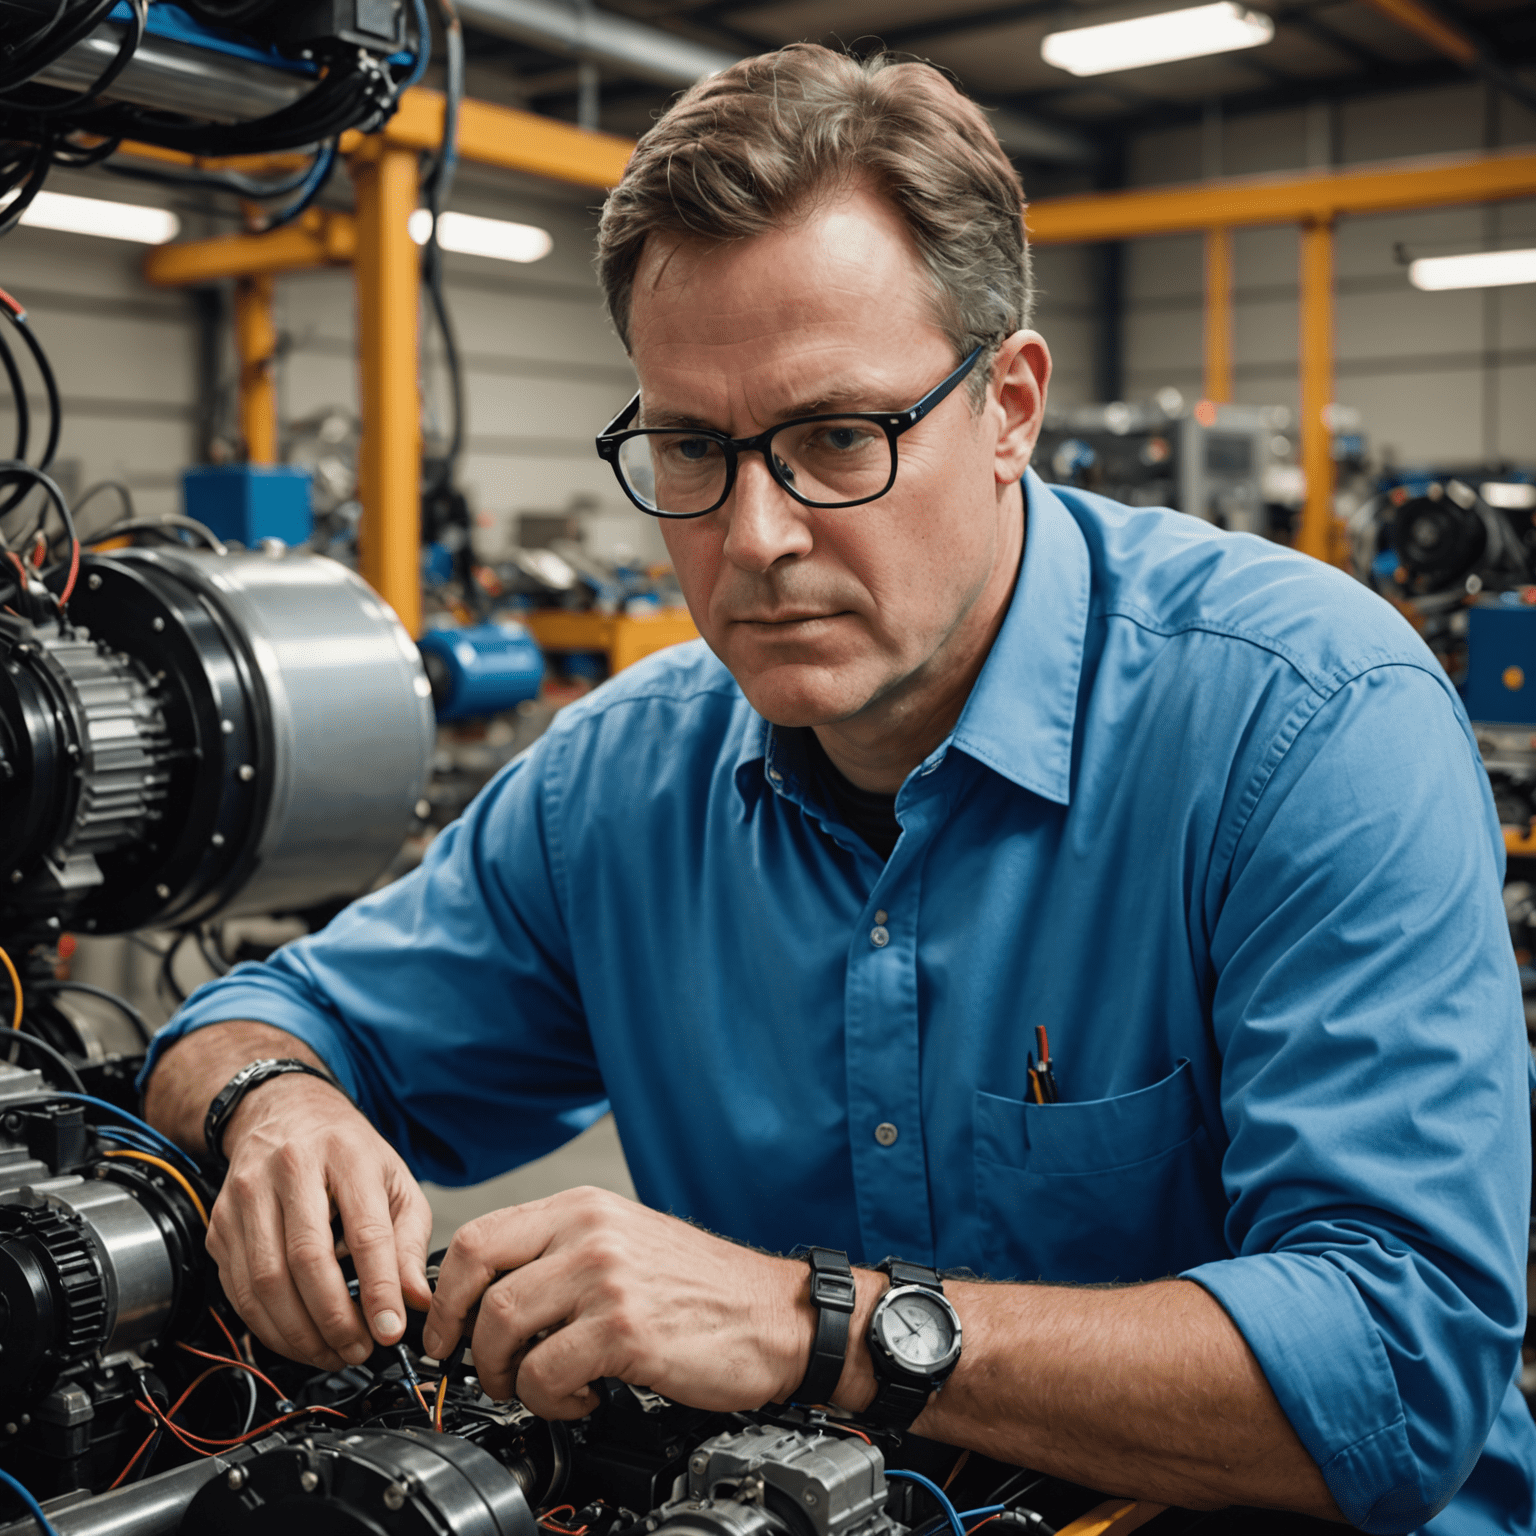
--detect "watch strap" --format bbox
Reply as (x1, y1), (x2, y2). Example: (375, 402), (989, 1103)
(878, 1258), (943, 1291)
(789, 1246), (855, 1405)
(203, 1058), (341, 1175)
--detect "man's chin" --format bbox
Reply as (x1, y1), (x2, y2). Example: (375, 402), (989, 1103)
(729, 659), (884, 730)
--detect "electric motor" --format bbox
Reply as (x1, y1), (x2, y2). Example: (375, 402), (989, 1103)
(0, 544), (434, 932)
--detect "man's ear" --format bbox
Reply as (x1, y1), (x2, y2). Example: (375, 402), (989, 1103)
(990, 331), (1052, 486)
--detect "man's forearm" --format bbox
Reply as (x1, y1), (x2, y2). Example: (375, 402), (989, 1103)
(143, 1020), (333, 1157)
(831, 1273), (1343, 1521)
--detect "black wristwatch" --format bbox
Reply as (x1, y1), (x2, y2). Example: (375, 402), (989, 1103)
(863, 1259), (963, 1431)
(203, 1058), (342, 1175)
(788, 1246), (856, 1405)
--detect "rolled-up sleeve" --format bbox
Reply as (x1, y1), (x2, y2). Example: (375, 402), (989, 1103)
(140, 721), (605, 1187)
(1184, 662), (1531, 1532)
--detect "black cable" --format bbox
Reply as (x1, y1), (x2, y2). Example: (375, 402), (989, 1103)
(103, 141), (329, 199)
(49, 131), (123, 168)
(192, 927), (229, 980)
(0, 293), (59, 516)
(264, 137), (338, 230)
(31, 981), (152, 1047)
(158, 930), (189, 1007)
(2, 0), (147, 117)
(0, 329), (30, 467)
(82, 513), (226, 554)
(419, 0), (463, 488)
(0, 137), (54, 240)
(0, 1028), (86, 1093)
(0, 462), (76, 597)
(0, 0), (120, 95)
(71, 479), (133, 527)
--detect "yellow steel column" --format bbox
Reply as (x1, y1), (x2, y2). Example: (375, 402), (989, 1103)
(349, 139), (422, 637)
(1296, 219), (1336, 563)
(233, 273), (278, 463)
(1203, 227), (1233, 403)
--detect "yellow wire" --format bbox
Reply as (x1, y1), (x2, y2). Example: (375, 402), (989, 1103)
(0, 945), (21, 1031)
(433, 1370), (449, 1431)
(102, 1149), (210, 1227)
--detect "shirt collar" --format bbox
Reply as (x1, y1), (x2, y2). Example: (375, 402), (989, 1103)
(951, 469), (1089, 806)
(732, 469), (1090, 812)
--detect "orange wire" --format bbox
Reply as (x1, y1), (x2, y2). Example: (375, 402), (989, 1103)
(0, 944), (21, 1031)
(176, 1340), (286, 1402)
(102, 1150), (209, 1226)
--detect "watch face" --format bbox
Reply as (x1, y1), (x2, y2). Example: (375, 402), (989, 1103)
(876, 1288), (958, 1372)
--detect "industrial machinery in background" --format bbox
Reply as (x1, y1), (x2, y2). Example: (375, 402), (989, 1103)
(0, 0), (419, 237)
(1033, 392), (1298, 538)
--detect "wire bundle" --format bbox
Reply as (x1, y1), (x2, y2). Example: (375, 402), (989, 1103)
(0, 0), (430, 233)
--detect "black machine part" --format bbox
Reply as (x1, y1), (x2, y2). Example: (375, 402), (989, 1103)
(1388, 479), (1524, 595)
(0, 545), (433, 933)
(181, 1426), (539, 1536)
(0, 1071), (209, 1405)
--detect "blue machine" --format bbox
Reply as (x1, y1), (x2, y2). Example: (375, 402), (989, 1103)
(1462, 600), (1536, 724)
(183, 465), (314, 548)
(417, 622), (545, 723)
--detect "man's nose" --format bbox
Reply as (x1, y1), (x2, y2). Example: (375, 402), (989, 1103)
(720, 451), (814, 573)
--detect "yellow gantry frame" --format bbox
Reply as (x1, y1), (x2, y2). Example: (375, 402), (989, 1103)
(140, 99), (1536, 620)
(140, 87), (632, 636)
(1027, 147), (1536, 561)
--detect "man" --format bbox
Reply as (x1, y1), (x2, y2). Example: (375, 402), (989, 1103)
(143, 45), (1533, 1533)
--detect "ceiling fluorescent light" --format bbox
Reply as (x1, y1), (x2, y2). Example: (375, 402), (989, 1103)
(6, 189), (179, 244)
(409, 209), (552, 263)
(1408, 248), (1536, 291)
(1042, 2), (1274, 76)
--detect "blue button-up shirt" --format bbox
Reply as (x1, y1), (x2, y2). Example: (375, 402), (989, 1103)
(149, 471), (1535, 1535)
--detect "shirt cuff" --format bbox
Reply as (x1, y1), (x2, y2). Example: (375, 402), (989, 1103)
(137, 964), (361, 1104)
(1184, 1252), (1425, 1530)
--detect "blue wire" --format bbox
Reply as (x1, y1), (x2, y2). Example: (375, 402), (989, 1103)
(94, 1125), (165, 1156)
(884, 1470), (965, 1536)
(400, 0), (431, 90)
(957, 1506), (1007, 1527)
(49, 1094), (201, 1175)
(0, 1466), (60, 1536)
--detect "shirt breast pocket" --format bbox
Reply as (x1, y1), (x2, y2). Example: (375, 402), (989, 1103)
(974, 1059), (1231, 1284)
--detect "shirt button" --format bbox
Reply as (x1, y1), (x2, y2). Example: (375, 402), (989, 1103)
(767, 768), (783, 783)
(874, 1122), (899, 1147)
(874, 910), (888, 924)
(870, 925), (889, 948)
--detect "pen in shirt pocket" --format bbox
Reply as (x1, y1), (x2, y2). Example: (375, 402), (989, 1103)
(1033, 1026), (1060, 1104)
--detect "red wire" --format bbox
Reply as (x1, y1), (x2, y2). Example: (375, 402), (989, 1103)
(176, 1340), (285, 1401)
(108, 1428), (159, 1490)
(812, 1418), (873, 1445)
(57, 536), (79, 606)
(0, 288), (25, 320)
(111, 1363), (234, 1488)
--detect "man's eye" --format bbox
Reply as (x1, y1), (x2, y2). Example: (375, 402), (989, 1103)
(820, 426), (873, 451)
(672, 437), (714, 462)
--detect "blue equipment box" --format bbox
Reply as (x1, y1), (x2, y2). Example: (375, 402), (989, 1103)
(183, 465), (313, 548)
(417, 621), (545, 722)
(1463, 602), (1536, 724)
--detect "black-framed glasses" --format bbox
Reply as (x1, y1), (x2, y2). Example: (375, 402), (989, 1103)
(594, 344), (987, 520)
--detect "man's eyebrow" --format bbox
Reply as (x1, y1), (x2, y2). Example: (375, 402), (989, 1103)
(641, 381), (905, 433)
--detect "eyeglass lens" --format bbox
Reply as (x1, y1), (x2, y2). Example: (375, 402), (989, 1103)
(616, 418), (897, 515)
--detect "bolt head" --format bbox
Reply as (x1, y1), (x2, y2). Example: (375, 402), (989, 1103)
(7, 871), (18, 884)
(300, 1470), (320, 1493)
(87, 573), (101, 591)
(804, 1492), (818, 1506)
(227, 1468), (245, 1490)
(238, 764), (255, 782)
(382, 1483), (406, 1511)
(152, 616), (165, 632)
(154, 883), (170, 899)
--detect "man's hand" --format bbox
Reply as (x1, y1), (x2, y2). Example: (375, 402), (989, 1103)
(421, 1187), (812, 1417)
(144, 1021), (434, 1371)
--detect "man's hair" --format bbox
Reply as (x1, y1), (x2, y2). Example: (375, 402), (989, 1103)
(596, 45), (1031, 403)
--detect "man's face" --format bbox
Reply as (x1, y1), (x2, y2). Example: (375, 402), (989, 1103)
(627, 184), (1045, 734)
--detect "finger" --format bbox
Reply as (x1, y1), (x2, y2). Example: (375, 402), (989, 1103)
(333, 1162), (411, 1348)
(424, 1203), (554, 1357)
(272, 1159), (375, 1366)
(218, 1186), (346, 1370)
(466, 1259), (579, 1401)
(392, 1174), (435, 1314)
(513, 1318), (605, 1419)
